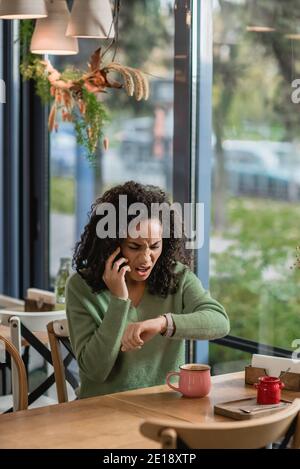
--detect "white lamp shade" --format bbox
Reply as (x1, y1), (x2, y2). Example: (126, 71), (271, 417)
(285, 27), (300, 40)
(285, 34), (300, 40)
(66, 0), (115, 39)
(246, 26), (276, 33)
(30, 0), (78, 55)
(0, 0), (48, 19)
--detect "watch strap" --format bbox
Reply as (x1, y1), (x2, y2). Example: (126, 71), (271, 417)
(161, 313), (174, 337)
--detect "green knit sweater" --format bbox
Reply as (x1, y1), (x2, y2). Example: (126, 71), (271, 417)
(65, 262), (230, 398)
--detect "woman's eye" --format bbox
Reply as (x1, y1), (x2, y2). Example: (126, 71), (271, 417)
(127, 244), (160, 250)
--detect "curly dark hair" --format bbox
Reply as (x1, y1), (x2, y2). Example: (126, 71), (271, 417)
(73, 181), (193, 297)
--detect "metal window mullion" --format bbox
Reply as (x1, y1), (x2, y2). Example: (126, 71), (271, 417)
(3, 20), (20, 297)
(193, 0), (213, 363)
(173, 0), (192, 205)
(0, 20), (4, 293)
(31, 95), (50, 290)
(20, 76), (31, 298)
(173, 0), (193, 363)
(20, 56), (49, 294)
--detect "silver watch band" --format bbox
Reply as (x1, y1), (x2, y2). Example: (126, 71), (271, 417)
(162, 313), (174, 337)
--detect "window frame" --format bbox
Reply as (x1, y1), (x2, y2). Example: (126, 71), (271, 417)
(0, 19), (49, 299)
(0, 2), (295, 362)
(0, 19), (4, 294)
(1, 20), (21, 298)
(203, 1), (296, 363)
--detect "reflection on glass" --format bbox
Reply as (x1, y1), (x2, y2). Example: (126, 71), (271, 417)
(50, 0), (174, 283)
(210, 0), (300, 372)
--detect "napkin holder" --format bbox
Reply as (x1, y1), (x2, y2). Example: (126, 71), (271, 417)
(25, 288), (55, 312)
(245, 365), (300, 392)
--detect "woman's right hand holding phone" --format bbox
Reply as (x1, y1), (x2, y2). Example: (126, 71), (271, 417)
(102, 247), (131, 300)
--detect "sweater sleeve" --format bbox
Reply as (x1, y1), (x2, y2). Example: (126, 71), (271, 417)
(170, 269), (230, 340)
(65, 276), (131, 383)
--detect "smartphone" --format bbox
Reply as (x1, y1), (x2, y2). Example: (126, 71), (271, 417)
(110, 243), (127, 271)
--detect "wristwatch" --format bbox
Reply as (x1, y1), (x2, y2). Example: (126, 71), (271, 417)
(160, 313), (175, 337)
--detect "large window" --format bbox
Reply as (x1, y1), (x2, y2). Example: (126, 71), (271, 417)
(49, 0), (174, 283)
(210, 0), (300, 372)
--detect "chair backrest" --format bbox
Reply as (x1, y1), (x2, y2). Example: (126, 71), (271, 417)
(47, 319), (70, 403)
(0, 310), (66, 332)
(0, 309), (66, 407)
(140, 399), (300, 449)
(0, 334), (28, 411)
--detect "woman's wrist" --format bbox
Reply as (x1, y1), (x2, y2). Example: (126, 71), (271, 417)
(158, 315), (168, 334)
(158, 316), (168, 335)
(159, 313), (175, 337)
(111, 291), (128, 301)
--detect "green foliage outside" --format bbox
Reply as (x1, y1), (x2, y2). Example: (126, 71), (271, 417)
(50, 177), (75, 214)
(211, 0), (300, 371)
(210, 343), (252, 375)
(210, 196), (300, 369)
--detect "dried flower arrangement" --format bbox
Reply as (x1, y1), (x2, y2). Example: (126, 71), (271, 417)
(44, 49), (149, 158)
(20, 21), (149, 162)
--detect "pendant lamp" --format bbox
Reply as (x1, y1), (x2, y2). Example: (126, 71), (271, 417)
(285, 26), (300, 40)
(30, 0), (78, 55)
(246, 25), (276, 33)
(246, 0), (276, 33)
(0, 0), (47, 19)
(285, 34), (300, 40)
(66, 0), (115, 39)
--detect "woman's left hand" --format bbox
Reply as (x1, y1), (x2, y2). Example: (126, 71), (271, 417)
(121, 317), (167, 352)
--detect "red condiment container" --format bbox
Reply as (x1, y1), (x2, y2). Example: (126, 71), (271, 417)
(254, 376), (285, 405)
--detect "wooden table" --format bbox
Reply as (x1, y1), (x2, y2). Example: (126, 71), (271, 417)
(0, 294), (24, 310)
(0, 371), (299, 449)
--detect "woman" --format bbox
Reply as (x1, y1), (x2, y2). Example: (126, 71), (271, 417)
(66, 181), (230, 398)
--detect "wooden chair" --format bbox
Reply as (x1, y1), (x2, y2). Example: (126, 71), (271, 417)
(47, 319), (77, 403)
(140, 398), (300, 449)
(0, 309), (66, 411)
(0, 334), (28, 412)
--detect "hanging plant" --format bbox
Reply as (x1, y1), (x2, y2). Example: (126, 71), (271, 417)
(19, 21), (150, 162)
(44, 48), (149, 160)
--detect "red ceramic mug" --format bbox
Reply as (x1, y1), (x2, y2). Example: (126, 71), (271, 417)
(254, 376), (285, 405)
(166, 364), (211, 398)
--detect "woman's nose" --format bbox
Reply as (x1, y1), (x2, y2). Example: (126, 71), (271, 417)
(140, 249), (151, 262)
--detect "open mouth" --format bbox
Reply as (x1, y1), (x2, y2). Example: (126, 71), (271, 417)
(135, 266), (151, 274)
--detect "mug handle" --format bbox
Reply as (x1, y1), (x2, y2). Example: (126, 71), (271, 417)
(166, 371), (180, 392)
